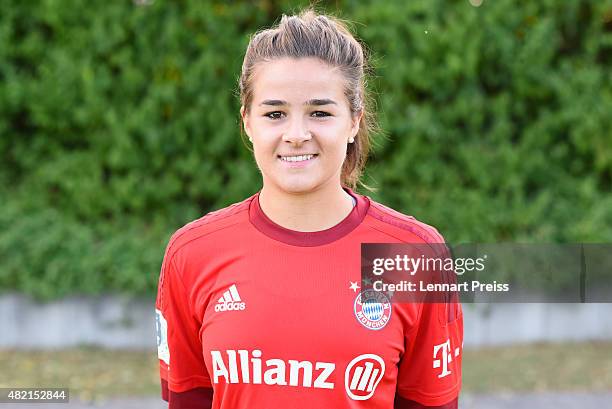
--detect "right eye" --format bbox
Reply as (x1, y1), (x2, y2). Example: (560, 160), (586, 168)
(264, 111), (284, 120)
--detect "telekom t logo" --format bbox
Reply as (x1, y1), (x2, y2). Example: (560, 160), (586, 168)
(433, 338), (460, 378)
(344, 354), (385, 400)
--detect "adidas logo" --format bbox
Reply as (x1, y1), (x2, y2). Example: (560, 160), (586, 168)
(214, 284), (246, 312)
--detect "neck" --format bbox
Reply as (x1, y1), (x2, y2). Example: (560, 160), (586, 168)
(258, 182), (354, 232)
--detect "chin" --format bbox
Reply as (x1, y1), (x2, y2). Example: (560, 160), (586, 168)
(275, 178), (322, 195)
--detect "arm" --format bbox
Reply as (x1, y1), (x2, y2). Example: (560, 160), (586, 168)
(161, 379), (214, 409)
(394, 240), (464, 406)
(394, 299), (463, 407)
(156, 245), (214, 409)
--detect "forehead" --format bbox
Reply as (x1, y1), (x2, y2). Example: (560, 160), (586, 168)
(251, 57), (346, 104)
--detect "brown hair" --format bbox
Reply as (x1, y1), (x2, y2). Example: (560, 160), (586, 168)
(238, 8), (378, 191)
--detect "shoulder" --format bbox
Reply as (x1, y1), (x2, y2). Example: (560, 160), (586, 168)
(364, 196), (446, 246)
(165, 194), (255, 260)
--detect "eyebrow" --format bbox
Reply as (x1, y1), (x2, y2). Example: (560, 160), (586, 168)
(259, 98), (338, 107)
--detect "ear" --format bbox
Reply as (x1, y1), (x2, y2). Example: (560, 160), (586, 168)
(351, 109), (364, 138)
(240, 105), (251, 139)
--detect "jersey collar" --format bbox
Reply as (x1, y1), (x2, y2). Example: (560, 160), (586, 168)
(249, 187), (370, 247)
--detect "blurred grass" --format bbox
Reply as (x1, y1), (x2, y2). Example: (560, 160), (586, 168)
(462, 341), (612, 393)
(0, 346), (159, 401)
(0, 342), (610, 400)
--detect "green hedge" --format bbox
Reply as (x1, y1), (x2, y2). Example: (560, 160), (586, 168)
(1, 0), (611, 299)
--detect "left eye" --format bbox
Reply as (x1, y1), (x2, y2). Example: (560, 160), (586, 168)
(312, 111), (331, 118)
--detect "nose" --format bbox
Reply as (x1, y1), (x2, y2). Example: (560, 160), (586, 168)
(282, 119), (312, 144)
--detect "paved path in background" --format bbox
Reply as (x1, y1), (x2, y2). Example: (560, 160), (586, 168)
(461, 392), (612, 408)
(12, 392), (612, 408)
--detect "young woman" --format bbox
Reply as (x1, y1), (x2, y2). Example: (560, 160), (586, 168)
(156, 9), (462, 409)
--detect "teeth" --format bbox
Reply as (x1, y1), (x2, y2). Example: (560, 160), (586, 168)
(280, 154), (315, 162)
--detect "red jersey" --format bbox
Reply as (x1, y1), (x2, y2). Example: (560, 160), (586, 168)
(155, 188), (463, 408)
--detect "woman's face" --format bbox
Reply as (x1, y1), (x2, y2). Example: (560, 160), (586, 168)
(241, 57), (361, 194)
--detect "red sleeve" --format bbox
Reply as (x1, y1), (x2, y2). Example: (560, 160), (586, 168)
(161, 379), (214, 409)
(394, 238), (463, 406)
(395, 296), (463, 405)
(156, 244), (213, 408)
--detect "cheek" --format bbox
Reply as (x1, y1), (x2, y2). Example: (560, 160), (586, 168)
(334, 144), (350, 162)
(318, 126), (350, 154)
(251, 137), (280, 171)
(253, 144), (273, 166)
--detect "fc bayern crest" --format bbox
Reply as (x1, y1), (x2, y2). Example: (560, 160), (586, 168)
(354, 289), (392, 330)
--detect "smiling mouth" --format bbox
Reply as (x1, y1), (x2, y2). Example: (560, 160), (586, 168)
(277, 154), (318, 162)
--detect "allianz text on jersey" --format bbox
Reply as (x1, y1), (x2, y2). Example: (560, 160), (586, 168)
(211, 349), (386, 401)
